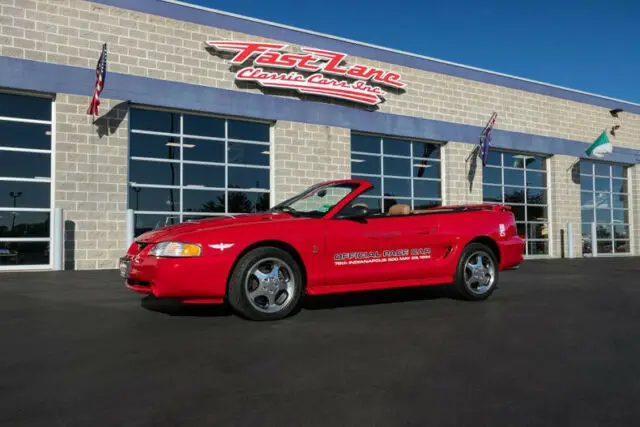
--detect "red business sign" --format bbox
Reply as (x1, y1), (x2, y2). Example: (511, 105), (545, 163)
(205, 41), (407, 106)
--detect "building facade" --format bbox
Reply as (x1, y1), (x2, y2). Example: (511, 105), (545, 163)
(1, 0), (639, 271)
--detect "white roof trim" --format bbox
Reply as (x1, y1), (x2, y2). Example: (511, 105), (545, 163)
(161, 0), (639, 108)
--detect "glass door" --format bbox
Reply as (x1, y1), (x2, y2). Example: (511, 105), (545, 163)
(580, 161), (630, 257)
(0, 92), (53, 270)
(482, 150), (550, 257)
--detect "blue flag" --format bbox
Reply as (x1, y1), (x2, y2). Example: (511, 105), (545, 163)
(478, 113), (496, 167)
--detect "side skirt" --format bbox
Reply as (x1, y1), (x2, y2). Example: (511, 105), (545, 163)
(306, 276), (455, 296)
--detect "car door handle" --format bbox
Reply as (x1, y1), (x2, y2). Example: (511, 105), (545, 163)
(416, 228), (436, 235)
(364, 231), (400, 240)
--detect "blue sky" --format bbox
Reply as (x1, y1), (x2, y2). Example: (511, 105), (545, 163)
(186, 0), (639, 104)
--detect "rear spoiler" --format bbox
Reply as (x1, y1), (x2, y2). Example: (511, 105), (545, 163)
(424, 204), (512, 212)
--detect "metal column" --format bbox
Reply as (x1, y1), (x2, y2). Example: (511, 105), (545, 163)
(567, 223), (574, 258)
(126, 209), (135, 249)
(52, 207), (64, 270)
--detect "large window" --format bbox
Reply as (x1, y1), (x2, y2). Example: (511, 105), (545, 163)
(0, 92), (53, 268)
(579, 161), (630, 255)
(350, 133), (442, 214)
(482, 150), (549, 256)
(128, 108), (271, 237)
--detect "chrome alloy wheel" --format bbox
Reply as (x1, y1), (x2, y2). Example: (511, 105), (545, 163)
(245, 257), (296, 314)
(463, 251), (496, 295)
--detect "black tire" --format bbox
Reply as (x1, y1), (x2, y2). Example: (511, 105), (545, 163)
(452, 242), (499, 301)
(227, 246), (304, 321)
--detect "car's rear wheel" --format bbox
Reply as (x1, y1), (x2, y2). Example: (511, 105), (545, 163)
(453, 242), (499, 301)
(227, 246), (304, 321)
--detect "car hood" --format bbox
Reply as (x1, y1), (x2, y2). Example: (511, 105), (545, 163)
(135, 213), (302, 243)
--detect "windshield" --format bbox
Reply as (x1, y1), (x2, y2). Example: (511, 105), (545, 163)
(271, 182), (360, 218)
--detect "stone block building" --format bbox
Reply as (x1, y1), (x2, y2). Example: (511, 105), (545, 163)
(0, 0), (639, 270)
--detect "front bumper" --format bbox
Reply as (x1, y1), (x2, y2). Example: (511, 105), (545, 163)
(118, 257), (149, 293)
(119, 249), (232, 300)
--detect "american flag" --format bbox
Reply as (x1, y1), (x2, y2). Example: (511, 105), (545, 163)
(478, 112), (497, 167)
(87, 43), (107, 116)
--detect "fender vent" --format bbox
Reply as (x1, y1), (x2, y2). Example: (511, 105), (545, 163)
(127, 279), (150, 287)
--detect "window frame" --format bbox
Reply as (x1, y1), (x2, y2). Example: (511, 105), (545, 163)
(349, 132), (444, 213)
(0, 90), (55, 271)
(579, 160), (630, 256)
(127, 106), (273, 233)
(482, 150), (551, 257)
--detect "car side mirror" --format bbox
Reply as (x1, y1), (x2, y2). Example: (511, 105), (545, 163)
(337, 204), (368, 221)
(352, 205), (368, 217)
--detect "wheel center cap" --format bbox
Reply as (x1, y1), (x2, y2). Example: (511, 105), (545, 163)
(263, 277), (278, 293)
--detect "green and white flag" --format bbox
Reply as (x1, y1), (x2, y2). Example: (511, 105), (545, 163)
(585, 131), (613, 158)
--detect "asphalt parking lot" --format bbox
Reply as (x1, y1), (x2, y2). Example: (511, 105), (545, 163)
(1, 257), (640, 427)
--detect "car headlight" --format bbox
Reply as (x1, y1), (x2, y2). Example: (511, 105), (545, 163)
(149, 242), (202, 257)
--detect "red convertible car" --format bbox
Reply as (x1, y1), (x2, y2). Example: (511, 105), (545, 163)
(120, 179), (523, 320)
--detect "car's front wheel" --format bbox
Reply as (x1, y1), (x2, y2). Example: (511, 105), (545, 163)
(227, 246), (304, 321)
(453, 243), (499, 301)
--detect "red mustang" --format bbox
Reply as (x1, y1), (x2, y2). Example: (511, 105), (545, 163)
(120, 180), (523, 320)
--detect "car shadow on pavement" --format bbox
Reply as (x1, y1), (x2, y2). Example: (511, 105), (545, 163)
(138, 285), (454, 317)
(138, 282), (473, 317)
(301, 284), (453, 311)
(140, 295), (233, 317)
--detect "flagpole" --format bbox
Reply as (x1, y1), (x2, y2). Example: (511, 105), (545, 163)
(465, 145), (479, 163)
(566, 158), (581, 172)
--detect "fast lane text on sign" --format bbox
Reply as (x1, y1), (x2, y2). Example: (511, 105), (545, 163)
(205, 41), (407, 106)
